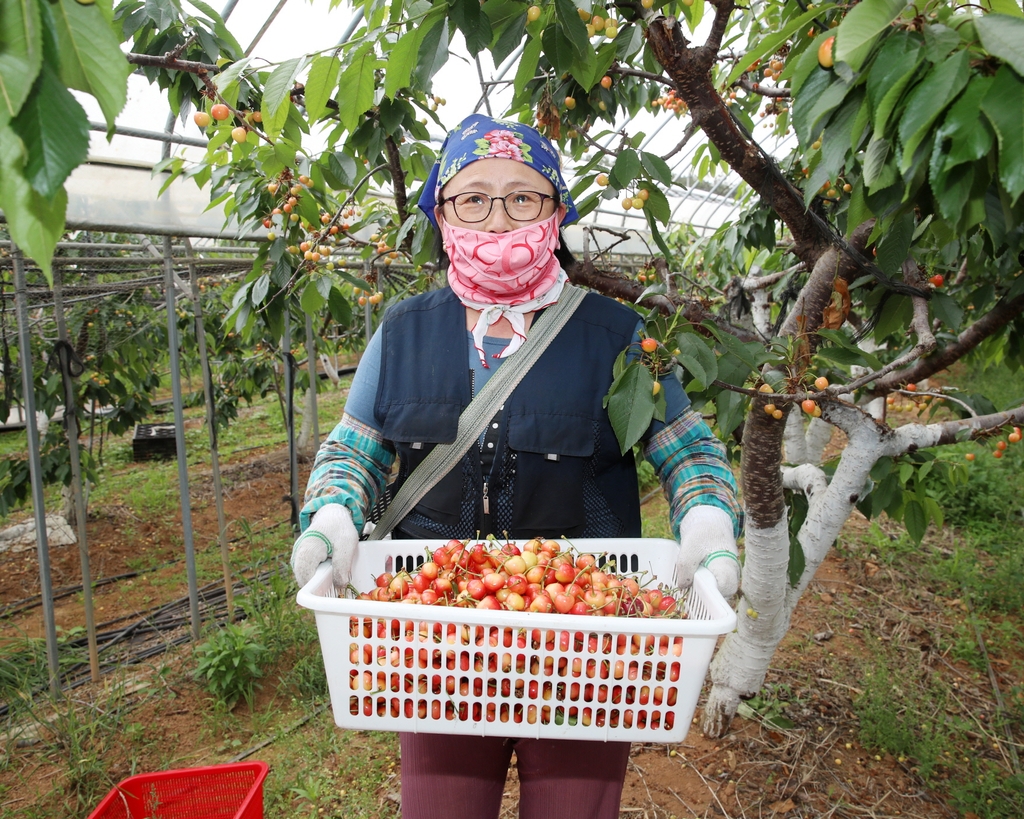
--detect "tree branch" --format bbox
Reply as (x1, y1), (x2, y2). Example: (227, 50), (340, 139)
(127, 53), (220, 74)
(384, 135), (409, 231)
(872, 291), (1024, 394)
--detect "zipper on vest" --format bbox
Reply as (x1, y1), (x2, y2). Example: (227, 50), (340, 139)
(482, 479), (491, 535)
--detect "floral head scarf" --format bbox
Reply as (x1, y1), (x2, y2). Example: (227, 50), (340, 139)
(417, 115), (579, 230)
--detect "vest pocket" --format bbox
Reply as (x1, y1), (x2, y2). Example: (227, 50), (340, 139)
(507, 412), (594, 537)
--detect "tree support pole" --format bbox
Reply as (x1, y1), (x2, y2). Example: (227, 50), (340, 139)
(284, 310), (299, 532)
(304, 312), (319, 452)
(185, 239), (234, 621)
(163, 236), (202, 640)
(12, 247), (60, 696)
(51, 269), (101, 682)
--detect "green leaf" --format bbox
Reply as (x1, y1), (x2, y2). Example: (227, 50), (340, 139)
(980, 66), (1024, 205)
(875, 210), (914, 276)
(0, 0), (43, 122)
(51, 0), (130, 128)
(640, 184), (670, 225)
(541, 23), (576, 76)
(0, 123), (67, 284)
(327, 286), (353, 325)
(933, 75), (995, 172)
(921, 23), (960, 62)
(300, 281), (325, 314)
(609, 149), (641, 189)
(867, 33), (923, 141)
(862, 137), (891, 189)
(984, 0), (1024, 17)
(976, 13), (1024, 78)
(791, 66), (833, 145)
(262, 57), (305, 140)
(644, 208), (673, 260)
(328, 151), (357, 188)
(929, 291), (963, 331)
(640, 151), (673, 187)
(714, 388), (746, 438)
(414, 18), (449, 87)
(835, 0), (910, 72)
(337, 46), (378, 135)
(604, 360), (656, 455)
(449, 0), (492, 56)
(304, 55), (341, 121)
(787, 491), (809, 588)
(554, 0), (589, 59)
(816, 329), (884, 369)
(11, 61), (88, 199)
(898, 50), (970, 172)
(903, 498), (926, 543)
(514, 35), (542, 99)
(674, 332), (718, 389)
(386, 22), (428, 98)
(728, 7), (834, 86)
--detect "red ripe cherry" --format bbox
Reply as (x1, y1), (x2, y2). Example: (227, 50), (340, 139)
(929, 274), (944, 288)
(210, 103), (230, 121)
(570, 601), (589, 616)
(507, 574), (529, 595)
(640, 337), (658, 353)
(466, 578), (487, 600)
(376, 572), (393, 589)
(432, 547), (451, 567)
(483, 572), (506, 593)
(412, 573), (431, 594)
(553, 593), (575, 614)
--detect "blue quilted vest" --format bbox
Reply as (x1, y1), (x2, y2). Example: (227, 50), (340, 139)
(374, 287), (642, 540)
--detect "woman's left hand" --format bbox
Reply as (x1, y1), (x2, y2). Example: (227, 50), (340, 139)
(674, 505), (740, 597)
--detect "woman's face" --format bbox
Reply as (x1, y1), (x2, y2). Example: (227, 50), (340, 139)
(436, 158), (567, 232)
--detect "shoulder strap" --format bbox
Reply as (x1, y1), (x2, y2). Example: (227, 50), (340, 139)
(367, 285), (587, 540)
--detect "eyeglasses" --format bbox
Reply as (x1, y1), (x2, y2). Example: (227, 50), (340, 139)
(440, 190), (557, 223)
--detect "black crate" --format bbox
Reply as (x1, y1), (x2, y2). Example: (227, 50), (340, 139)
(132, 423), (178, 461)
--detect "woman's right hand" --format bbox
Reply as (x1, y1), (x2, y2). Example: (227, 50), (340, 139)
(290, 503), (359, 590)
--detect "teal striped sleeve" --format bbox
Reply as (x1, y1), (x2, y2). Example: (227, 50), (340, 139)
(300, 413), (396, 532)
(643, 408), (742, 539)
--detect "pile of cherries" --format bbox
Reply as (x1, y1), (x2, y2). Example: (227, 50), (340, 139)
(357, 537), (683, 618)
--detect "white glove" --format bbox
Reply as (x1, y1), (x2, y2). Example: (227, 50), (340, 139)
(675, 505), (740, 597)
(290, 503), (359, 590)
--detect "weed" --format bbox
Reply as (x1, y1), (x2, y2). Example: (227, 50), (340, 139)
(194, 621), (267, 710)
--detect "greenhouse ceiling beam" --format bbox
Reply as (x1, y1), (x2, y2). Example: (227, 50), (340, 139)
(91, 121), (208, 148)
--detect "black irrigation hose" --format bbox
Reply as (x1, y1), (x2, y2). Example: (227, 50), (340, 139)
(1, 519), (292, 620)
(0, 561), (290, 719)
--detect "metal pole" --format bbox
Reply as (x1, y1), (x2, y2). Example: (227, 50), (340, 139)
(305, 312), (319, 449)
(284, 310), (299, 532)
(51, 269), (101, 682)
(12, 247), (61, 696)
(185, 239), (235, 621)
(163, 236), (202, 640)
(363, 259), (374, 346)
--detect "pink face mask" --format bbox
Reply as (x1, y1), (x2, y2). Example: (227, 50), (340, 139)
(442, 212), (562, 306)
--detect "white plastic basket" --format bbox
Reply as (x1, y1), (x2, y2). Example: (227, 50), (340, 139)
(296, 538), (736, 743)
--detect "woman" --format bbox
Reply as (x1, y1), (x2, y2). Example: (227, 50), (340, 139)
(291, 115), (742, 819)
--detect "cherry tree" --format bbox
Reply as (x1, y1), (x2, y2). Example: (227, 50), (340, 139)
(3, 0), (1024, 736)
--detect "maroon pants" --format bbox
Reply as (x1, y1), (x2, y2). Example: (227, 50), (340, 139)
(399, 733), (630, 819)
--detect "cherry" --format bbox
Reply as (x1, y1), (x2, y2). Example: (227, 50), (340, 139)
(640, 337), (658, 353)
(817, 36), (835, 69)
(210, 103), (231, 121)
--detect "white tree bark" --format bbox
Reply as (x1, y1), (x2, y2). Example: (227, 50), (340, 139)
(702, 401), (1000, 736)
(782, 413), (833, 465)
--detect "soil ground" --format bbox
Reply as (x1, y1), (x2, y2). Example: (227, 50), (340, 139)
(0, 414), (1019, 819)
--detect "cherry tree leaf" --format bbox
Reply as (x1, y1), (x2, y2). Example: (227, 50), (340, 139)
(50, 0), (129, 128)
(0, 0), (43, 123)
(11, 62), (89, 199)
(975, 12), (1024, 78)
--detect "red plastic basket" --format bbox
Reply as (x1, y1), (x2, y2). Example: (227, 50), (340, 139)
(87, 761), (269, 819)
